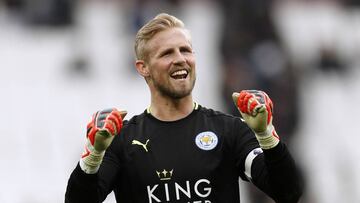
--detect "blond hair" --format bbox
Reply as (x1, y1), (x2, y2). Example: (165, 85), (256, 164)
(134, 13), (185, 61)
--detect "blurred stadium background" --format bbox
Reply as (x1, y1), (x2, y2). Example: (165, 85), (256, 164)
(0, 0), (360, 202)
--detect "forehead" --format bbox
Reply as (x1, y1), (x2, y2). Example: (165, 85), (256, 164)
(147, 28), (192, 52)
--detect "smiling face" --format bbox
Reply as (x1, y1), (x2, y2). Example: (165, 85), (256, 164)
(137, 28), (196, 99)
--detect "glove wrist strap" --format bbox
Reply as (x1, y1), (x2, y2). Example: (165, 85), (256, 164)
(79, 140), (105, 174)
(254, 125), (279, 150)
(80, 150), (105, 174)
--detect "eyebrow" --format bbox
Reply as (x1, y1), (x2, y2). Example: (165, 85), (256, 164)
(158, 45), (192, 56)
(158, 48), (173, 56)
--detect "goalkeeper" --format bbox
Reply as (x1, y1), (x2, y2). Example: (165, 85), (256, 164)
(65, 13), (303, 203)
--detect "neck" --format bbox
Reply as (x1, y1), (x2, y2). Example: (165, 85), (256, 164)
(148, 95), (195, 121)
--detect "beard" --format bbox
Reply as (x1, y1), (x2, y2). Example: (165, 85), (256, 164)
(152, 74), (196, 99)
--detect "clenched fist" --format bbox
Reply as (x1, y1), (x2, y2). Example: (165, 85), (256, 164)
(80, 108), (127, 174)
(232, 90), (279, 149)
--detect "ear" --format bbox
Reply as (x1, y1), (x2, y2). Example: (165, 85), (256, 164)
(135, 60), (150, 77)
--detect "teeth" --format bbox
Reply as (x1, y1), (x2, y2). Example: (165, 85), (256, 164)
(171, 70), (187, 76)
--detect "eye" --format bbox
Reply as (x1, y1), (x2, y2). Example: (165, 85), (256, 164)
(160, 50), (172, 57)
(180, 47), (192, 53)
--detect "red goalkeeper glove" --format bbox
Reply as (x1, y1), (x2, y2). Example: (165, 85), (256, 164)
(232, 90), (279, 149)
(80, 108), (127, 174)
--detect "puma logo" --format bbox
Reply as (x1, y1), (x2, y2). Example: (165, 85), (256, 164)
(132, 139), (150, 152)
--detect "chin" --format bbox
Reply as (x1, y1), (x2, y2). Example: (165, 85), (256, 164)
(154, 77), (196, 99)
(162, 86), (193, 99)
(163, 86), (191, 98)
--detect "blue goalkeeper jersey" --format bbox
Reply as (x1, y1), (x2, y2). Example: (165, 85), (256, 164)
(66, 105), (302, 203)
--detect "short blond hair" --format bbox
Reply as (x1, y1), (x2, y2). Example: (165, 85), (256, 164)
(134, 13), (185, 61)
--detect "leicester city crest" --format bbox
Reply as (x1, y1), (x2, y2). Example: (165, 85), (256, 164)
(195, 131), (218, 151)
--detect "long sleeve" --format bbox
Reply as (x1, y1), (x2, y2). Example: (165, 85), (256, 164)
(250, 142), (304, 203)
(65, 163), (104, 203)
(65, 136), (123, 203)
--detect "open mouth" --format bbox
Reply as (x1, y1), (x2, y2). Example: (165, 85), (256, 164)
(170, 69), (188, 80)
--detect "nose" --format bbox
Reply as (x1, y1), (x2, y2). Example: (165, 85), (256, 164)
(172, 50), (186, 65)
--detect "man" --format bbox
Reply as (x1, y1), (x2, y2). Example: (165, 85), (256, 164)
(65, 13), (303, 203)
